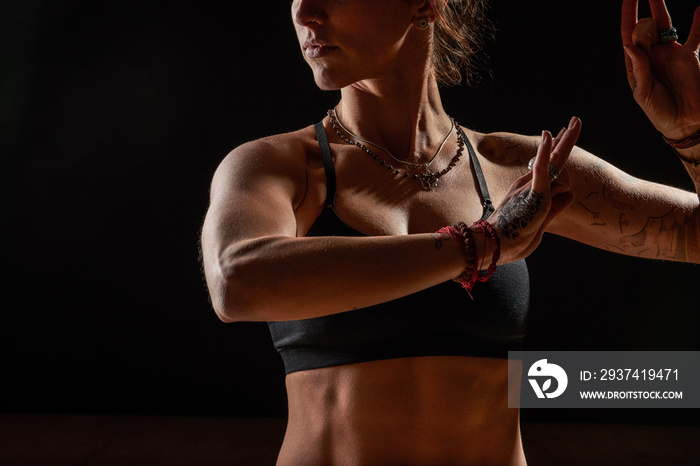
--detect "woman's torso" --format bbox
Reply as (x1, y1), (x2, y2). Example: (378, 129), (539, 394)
(281, 357), (525, 465)
(271, 120), (534, 465)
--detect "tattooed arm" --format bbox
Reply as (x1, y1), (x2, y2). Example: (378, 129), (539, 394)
(546, 148), (700, 263)
(516, 1), (700, 263)
(477, 127), (700, 264)
(541, 1), (697, 263)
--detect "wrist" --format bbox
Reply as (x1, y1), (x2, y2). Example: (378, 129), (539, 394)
(437, 225), (476, 285)
(469, 223), (497, 272)
(437, 220), (501, 295)
(663, 126), (700, 149)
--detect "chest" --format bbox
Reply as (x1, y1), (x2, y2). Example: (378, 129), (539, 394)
(334, 145), (518, 235)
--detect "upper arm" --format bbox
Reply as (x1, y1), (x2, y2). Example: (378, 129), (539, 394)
(204, 138), (303, 245)
(200, 137), (307, 315)
(547, 148), (700, 262)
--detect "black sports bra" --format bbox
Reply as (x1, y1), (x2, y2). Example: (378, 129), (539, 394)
(268, 121), (530, 374)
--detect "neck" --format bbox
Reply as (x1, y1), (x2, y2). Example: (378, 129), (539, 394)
(335, 73), (452, 165)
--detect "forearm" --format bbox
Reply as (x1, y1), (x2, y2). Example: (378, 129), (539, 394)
(552, 203), (700, 264)
(207, 232), (472, 323)
(551, 150), (700, 264)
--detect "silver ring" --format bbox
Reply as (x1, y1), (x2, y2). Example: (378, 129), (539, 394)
(528, 157), (560, 182)
(548, 164), (560, 182)
(659, 27), (678, 43)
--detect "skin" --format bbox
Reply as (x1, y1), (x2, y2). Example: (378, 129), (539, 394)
(201, 0), (700, 464)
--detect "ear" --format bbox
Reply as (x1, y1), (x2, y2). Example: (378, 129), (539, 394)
(417, 0), (442, 22)
(416, 0), (441, 23)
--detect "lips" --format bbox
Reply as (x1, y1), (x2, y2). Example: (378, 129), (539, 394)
(303, 39), (337, 58)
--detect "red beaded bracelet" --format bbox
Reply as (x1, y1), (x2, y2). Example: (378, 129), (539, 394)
(437, 224), (479, 294)
(437, 219), (503, 295)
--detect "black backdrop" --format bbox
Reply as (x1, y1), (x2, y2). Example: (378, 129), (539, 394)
(2, 0), (698, 425)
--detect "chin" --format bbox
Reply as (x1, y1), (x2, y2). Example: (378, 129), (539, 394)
(311, 68), (352, 91)
(313, 75), (343, 91)
(315, 81), (343, 91)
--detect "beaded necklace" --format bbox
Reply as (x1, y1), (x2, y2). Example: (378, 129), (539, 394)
(327, 108), (464, 190)
(332, 106), (455, 170)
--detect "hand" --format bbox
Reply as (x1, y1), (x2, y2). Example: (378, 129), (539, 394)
(622, 0), (700, 140)
(487, 117), (581, 265)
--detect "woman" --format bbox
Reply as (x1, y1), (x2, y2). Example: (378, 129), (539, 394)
(201, 0), (700, 464)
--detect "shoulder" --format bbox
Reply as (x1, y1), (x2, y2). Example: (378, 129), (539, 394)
(471, 130), (540, 167)
(459, 129), (540, 194)
(210, 125), (321, 206)
(215, 126), (318, 180)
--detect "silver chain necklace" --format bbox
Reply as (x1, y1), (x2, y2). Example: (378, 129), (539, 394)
(327, 109), (464, 190)
(332, 106), (455, 170)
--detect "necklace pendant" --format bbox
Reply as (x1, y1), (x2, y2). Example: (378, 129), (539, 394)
(420, 175), (438, 190)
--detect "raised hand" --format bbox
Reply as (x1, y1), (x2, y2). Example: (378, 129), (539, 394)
(622, 0), (700, 140)
(488, 117), (581, 265)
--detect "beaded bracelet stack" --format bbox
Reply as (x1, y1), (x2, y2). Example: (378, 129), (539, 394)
(437, 220), (501, 296)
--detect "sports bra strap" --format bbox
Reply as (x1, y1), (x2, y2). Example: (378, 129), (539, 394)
(314, 120), (494, 219)
(315, 121), (337, 208)
(459, 127), (495, 220)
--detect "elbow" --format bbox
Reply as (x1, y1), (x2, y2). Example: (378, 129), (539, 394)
(207, 253), (265, 323)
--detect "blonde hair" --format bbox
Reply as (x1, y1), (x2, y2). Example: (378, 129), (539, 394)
(432, 0), (493, 87)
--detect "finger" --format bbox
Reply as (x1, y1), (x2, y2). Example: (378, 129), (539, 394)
(624, 44), (653, 98)
(648, 0), (673, 30)
(684, 6), (700, 52)
(551, 127), (567, 151)
(532, 130), (553, 194)
(632, 17), (659, 49)
(623, 45), (636, 89)
(622, 0), (639, 46)
(549, 117), (581, 171)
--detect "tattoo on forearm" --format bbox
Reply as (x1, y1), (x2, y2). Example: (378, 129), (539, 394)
(578, 182), (643, 227)
(579, 181), (699, 260)
(609, 207), (697, 261)
(432, 233), (450, 250)
(577, 198), (606, 226)
(496, 191), (544, 240)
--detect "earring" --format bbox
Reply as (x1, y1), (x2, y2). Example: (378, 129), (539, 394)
(416, 16), (429, 29)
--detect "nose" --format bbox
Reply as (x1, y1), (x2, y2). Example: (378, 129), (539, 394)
(292, 0), (322, 27)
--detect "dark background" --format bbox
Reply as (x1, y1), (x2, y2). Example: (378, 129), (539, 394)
(2, 0), (698, 426)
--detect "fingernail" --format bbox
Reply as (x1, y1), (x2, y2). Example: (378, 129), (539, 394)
(568, 117), (578, 129)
